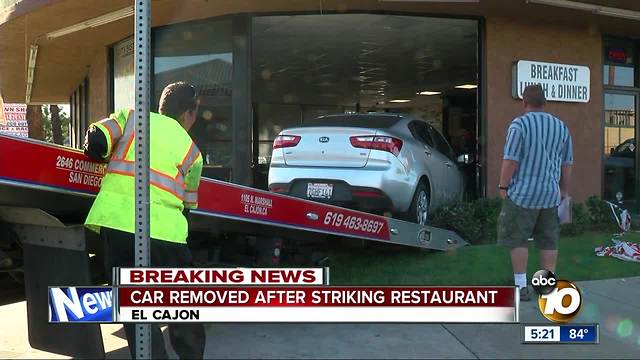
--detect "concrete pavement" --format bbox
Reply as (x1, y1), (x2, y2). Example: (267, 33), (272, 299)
(442, 276), (640, 359)
(2, 277), (639, 359)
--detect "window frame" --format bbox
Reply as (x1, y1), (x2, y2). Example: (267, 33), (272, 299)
(603, 36), (636, 88)
(602, 35), (640, 209)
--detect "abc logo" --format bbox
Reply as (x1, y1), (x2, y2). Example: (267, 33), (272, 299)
(532, 270), (582, 323)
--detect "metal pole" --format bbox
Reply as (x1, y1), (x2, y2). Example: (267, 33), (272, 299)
(134, 0), (151, 358)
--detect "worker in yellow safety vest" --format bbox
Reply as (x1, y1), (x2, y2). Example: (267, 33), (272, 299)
(83, 82), (205, 359)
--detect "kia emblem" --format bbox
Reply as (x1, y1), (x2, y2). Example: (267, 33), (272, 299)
(319, 136), (330, 143)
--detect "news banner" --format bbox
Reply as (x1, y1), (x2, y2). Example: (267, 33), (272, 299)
(48, 268), (598, 344)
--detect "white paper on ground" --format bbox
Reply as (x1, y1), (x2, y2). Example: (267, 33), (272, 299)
(558, 197), (572, 224)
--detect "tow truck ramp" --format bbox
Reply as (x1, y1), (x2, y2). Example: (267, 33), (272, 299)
(0, 133), (466, 250)
(0, 133), (467, 357)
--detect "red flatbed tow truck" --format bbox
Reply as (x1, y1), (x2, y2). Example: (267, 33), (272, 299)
(0, 133), (466, 357)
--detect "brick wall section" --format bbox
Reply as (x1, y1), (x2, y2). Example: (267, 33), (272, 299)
(485, 16), (603, 204)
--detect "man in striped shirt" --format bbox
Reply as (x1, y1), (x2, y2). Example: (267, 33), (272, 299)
(497, 84), (573, 301)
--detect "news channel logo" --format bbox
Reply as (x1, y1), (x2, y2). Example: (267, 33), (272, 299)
(531, 270), (582, 323)
(48, 287), (113, 323)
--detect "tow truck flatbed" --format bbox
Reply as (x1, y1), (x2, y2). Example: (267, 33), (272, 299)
(0, 133), (466, 358)
(0, 133), (466, 250)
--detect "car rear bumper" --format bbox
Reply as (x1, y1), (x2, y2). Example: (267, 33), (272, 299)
(269, 180), (394, 213)
(267, 163), (414, 212)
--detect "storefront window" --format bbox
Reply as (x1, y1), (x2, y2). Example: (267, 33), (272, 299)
(602, 37), (639, 209)
(153, 19), (233, 177)
(604, 94), (635, 153)
(604, 66), (634, 87)
(603, 94), (637, 206)
(256, 104), (301, 164)
(302, 105), (345, 123)
(252, 14), (478, 172)
(603, 38), (635, 87)
(254, 103), (349, 165)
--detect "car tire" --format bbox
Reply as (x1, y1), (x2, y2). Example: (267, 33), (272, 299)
(406, 181), (430, 225)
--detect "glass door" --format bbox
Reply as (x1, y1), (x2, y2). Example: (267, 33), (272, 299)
(603, 92), (638, 210)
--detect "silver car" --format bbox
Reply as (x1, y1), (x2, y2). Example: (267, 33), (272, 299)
(268, 113), (468, 224)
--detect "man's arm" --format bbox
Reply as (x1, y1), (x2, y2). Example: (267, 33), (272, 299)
(499, 159), (518, 199)
(500, 122), (523, 199)
(83, 126), (109, 161)
(83, 110), (128, 161)
(183, 147), (203, 209)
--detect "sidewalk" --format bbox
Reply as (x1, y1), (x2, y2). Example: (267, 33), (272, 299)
(1, 277), (639, 359)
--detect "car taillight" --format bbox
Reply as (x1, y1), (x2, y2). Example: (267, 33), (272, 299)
(273, 135), (301, 149)
(269, 185), (288, 193)
(353, 189), (383, 198)
(349, 136), (403, 156)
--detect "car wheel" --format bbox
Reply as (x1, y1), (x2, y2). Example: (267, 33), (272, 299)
(407, 182), (429, 225)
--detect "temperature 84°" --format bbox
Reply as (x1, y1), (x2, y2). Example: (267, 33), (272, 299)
(569, 328), (588, 340)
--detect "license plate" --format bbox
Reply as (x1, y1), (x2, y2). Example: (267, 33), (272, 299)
(307, 183), (333, 199)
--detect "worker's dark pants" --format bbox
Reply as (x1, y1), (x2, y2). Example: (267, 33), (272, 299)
(101, 227), (206, 359)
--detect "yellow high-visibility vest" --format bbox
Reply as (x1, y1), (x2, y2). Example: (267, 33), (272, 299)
(85, 109), (203, 244)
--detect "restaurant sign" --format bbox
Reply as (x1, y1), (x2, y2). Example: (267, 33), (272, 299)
(512, 60), (590, 103)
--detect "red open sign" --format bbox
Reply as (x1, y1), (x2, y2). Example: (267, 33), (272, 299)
(607, 48), (627, 63)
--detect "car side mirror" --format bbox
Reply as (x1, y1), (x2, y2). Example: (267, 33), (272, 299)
(456, 153), (473, 165)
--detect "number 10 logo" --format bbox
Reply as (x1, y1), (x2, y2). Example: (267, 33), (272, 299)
(537, 279), (582, 323)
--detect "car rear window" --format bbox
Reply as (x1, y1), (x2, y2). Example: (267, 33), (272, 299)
(301, 115), (402, 129)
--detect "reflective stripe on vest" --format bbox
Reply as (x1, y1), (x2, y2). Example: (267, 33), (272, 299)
(107, 160), (186, 200)
(96, 118), (123, 146)
(112, 110), (135, 160)
(180, 142), (200, 177)
(107, 111), (190, 202)
(184, 190), (198, 205)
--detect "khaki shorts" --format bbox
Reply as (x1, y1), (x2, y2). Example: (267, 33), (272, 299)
(497, 197), (560, 250)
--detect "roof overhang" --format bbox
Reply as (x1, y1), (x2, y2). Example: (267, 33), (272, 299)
(1, 0), (640, 104)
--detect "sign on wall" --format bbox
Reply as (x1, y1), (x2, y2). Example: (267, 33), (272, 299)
(512, 60), (590, 103)
(0, 103), (28, 137)
(113, 37), (135, 110)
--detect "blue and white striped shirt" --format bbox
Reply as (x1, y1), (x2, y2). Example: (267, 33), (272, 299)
(503, 111), (573, 209)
